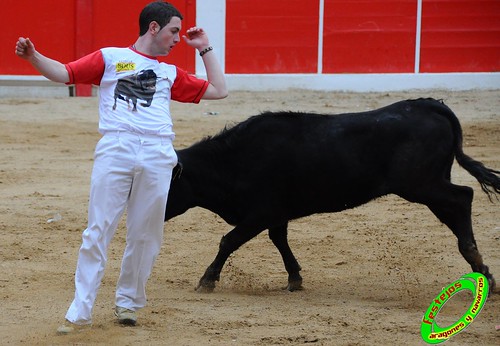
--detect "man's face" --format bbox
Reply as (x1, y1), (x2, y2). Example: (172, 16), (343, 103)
(154, 16), (182, 56)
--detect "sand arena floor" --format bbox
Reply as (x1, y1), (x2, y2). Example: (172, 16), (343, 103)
(1, 90), (499, 345)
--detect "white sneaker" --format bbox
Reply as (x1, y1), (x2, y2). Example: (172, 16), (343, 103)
(56, 321), (91, 335)
(114, 306), (137, 326)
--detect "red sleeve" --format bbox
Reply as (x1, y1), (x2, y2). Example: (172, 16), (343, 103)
(171, 67), (209, 103)
(65, 50), (105, 85)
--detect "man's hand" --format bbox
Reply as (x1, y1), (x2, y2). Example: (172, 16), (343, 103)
(15, 37), (36, 60)
(182, 27), (210, 51)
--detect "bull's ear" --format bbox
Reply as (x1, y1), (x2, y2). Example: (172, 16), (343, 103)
(172, 162), (183, 181)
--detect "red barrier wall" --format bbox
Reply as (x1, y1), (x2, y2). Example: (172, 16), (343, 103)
(3, 0), (196, 76)
(323, 0), (417, 73)
(3, 0), (499, 79)
(225, 0), (320, 73)
(420, 0), (500, 72)
(224, 0), (500, 74)
(3, 0), (76, 75)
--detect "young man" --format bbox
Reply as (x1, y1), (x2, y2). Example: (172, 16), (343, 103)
(15, 1), (227, 333)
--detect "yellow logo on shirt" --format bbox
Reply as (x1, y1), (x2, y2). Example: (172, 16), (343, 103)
(116, 62), (136, 72)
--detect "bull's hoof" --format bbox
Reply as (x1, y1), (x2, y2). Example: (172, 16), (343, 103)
(195, 280), (216, 293)
(285, 280), (304, 292)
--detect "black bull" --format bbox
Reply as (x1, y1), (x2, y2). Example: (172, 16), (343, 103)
(165, 98), (500, 293)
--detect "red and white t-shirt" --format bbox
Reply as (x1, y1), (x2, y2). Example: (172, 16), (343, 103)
(65, 47), (209, 137)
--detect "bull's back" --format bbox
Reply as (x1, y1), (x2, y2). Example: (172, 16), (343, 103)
(227, 99), (455, 215)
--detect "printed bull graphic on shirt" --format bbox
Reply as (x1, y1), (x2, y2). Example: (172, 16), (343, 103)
(113, 69), (158, 112)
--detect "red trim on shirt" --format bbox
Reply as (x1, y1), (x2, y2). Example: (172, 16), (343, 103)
(172, 67), (209, 104)
(65, 50), (105, 85)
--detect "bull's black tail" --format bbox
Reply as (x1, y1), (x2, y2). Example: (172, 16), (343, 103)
(456, 152), (500, 200)
(434, 99), (500, 201)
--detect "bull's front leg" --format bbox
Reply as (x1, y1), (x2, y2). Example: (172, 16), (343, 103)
(196, 234), (233, 293)
(268, 224), (303, 291)
(196, 259), (225, 293)
(196, 225), (266, 293)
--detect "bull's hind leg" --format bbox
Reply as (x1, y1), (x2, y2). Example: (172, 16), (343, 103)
(407, 182), (495, 292)
(196, 224), (266, 293)
(268, 223), (303, 291)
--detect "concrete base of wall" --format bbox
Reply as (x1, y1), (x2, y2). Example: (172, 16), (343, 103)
(0, 85), (71, 98)
(1, 73), (499, 97)
(0, 76), (101, 97)
(225, 72), (500, 92)
(0, 76), (69, 97)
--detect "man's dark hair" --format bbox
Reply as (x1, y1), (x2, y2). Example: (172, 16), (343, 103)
(139, 1), (183, 36)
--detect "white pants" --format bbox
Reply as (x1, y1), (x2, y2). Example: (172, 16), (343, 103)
(65, 131), (177, 325)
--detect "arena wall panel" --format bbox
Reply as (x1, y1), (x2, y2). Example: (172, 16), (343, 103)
(420, 0), (500, 72)
(225, 0), (320, 73)
(2, 0), (76, 75)
(322, 0), (417, 73)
